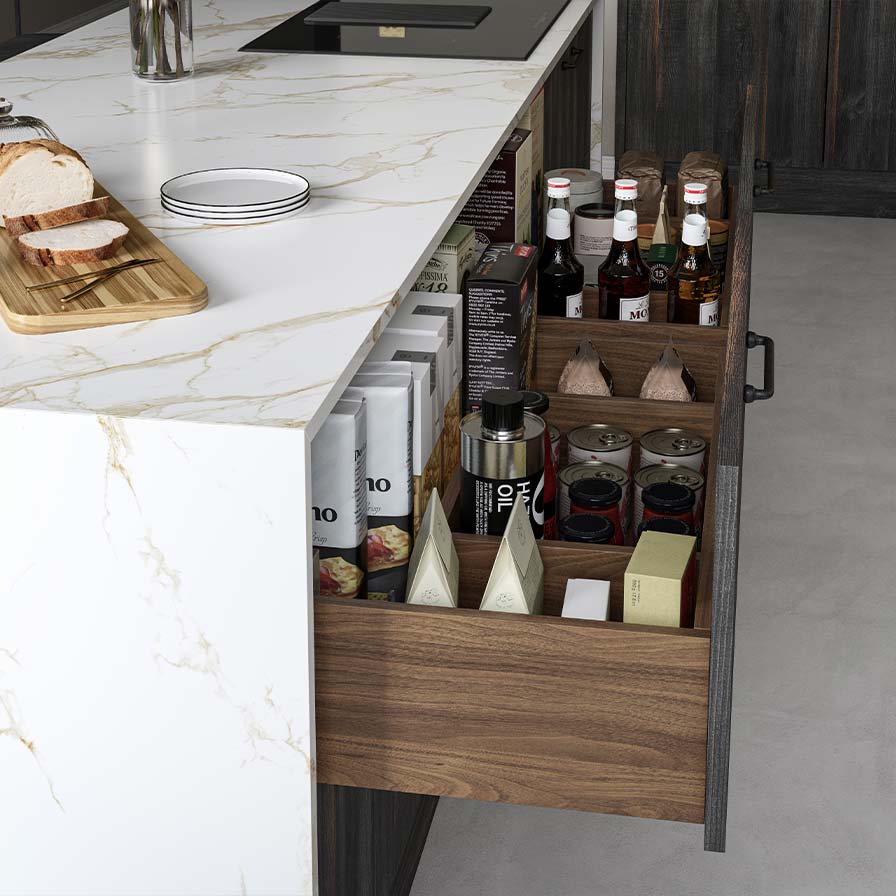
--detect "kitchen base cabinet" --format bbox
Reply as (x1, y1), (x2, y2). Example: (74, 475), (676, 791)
(315, 88), (762, 879)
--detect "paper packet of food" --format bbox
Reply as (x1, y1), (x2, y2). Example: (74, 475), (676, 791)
(558, 339), (614, 397)
(640, 342), (697, 402)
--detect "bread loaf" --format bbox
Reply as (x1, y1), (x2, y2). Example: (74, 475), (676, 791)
(18, 219), (129, 267)
(0, 139), (94, 225)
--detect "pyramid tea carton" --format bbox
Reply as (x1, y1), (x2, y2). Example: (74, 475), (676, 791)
(406, 488), (459, 608)
(479, 494), (544, 615)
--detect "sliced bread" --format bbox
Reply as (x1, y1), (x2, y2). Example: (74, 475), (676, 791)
(18, 219), (129, 267)
(0, 139), (94, 224)
(5, 196), (111, 237)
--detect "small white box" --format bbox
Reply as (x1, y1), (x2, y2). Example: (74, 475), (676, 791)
(561, 579), (610, 621)
(400, 292), (463, 391)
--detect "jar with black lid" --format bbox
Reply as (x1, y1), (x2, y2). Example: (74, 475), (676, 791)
(641, 482), (696, 529)
(559, 513), (616, 545)
(636, 516), (694, 540)
(568, 477), (624, 545)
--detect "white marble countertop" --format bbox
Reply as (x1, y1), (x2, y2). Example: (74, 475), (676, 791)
(0, 0), (594, 437)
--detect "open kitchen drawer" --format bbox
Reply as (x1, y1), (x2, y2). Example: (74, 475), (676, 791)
(315, 88), (765, 854)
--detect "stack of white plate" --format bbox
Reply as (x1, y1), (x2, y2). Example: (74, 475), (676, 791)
(161, 168), (310, 224)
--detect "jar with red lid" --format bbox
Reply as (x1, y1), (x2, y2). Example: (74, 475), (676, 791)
(641, 482), (695, 529)
(568, 478), (624, 545)
(559, 513), (616, 545)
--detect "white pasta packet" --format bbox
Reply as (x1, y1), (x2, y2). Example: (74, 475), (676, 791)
(640, 342), (697, 402)
(558, 339), (614, 397)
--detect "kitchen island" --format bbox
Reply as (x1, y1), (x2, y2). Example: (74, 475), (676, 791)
(0, 1), (596, 893)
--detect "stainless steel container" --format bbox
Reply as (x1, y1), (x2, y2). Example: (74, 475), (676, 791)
(461, 391), (545, 537)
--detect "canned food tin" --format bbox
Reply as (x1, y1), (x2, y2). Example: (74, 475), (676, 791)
(634, 463), (705, 530)
(567, 424), (633, 471)
(639, 428), (706, 473)
(559, 460), (630, 530)
(548, 424), (561, 471)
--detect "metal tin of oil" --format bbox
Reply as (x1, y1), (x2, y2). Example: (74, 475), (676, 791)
(567, 424), (633, 470)
(639, 428), (706, 473)
(558, 460), (630, 531)
(634, 463), (705, 530)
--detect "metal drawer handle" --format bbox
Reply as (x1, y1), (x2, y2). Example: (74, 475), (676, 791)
(744, 331), (775, 402)
(561, 46), (584, 69)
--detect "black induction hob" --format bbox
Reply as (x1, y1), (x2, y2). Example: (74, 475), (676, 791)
(240, 0), (573, 61)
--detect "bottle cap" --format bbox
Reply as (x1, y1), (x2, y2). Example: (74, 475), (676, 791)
(569, 477), (622, 510)
(683, 182), (708, 204)
(614, 178), (638, 200)
(482, 390), (524, 435)
(546, 177), (572, 198)
(520, 390), (550, 416)
(559, 513), (616, 544)
(545, 208), (571, 240)
(642, 482), (695, 514)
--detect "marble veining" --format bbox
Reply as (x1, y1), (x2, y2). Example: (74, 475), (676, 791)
(0, 0), (595, 438)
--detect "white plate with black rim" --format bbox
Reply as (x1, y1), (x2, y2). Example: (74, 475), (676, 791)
(162, 192), (310, 225)
(160, 168), (311, 214)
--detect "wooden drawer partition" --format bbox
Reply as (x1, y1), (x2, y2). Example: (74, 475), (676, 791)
(316, 87), (759, 856)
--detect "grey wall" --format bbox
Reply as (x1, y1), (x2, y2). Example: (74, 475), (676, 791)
(0, 1), (15, 42)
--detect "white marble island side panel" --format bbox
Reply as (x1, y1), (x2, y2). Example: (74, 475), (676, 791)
(1, 410), (315, 896)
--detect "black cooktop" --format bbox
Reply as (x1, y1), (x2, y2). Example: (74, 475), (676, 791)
(240, 0), (573, 61)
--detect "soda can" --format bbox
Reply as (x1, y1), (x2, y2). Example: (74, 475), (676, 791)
(639, 428), (706, 473)
(559, 460), (630, 532)
(567, 424), (633, 471)
(634, 464), (705, 531)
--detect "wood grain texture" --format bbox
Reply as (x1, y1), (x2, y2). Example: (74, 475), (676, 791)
(317, 783), (437, 896)
(826, 0), (896, 170)
(618, 1), (828, 169)
(0, 182), (207, 334)
(315, 592), (710, 823)
(543, 11), (593, 171)
(533, 317), (725, 400)
(703, 85), (756, 853)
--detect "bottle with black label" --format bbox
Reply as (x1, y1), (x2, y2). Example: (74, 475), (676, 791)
(538, 209), (585, 318)
(461, 390), (545, 538)
(597, 178), (651, 322)
(521, 390), (557, 539)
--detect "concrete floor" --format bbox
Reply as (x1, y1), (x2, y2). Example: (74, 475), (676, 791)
(412, 214), (896, 896)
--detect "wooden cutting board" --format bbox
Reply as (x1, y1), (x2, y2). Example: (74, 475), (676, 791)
(0, 183), (208, 335)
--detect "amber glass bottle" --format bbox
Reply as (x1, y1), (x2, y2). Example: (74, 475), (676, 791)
(667, 183), (721, 326)
(597, 179), (650, 322)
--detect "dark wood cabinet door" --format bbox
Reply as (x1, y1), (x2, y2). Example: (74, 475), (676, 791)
(617, 0), (896, 216)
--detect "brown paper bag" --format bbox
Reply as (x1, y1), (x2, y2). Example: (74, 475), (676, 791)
(678, 151), (728, 219)
(617, 150), (665, 220)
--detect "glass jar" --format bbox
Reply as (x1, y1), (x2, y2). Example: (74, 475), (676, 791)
(130, 0), (194, 81)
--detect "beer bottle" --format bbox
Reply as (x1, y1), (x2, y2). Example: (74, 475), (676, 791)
(597, 179), (650, 322)
(667, 183), (721, 326)
(538, 208), (584, 318)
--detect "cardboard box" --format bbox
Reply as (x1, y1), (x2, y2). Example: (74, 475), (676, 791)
(561, 578), (610, 621)
(311, 398), (368, 600)
(463, 242), (538, 413)
(479, 494), (544, 615)
(402, 292), (464, 490)
(623, 531), (697, 627)
(406, 488), (459, 608)
(457, 127), (532, 255)
(519, 88), (545, 247)
(344, 373), (414, 601)
(413, 223), (479, 295)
